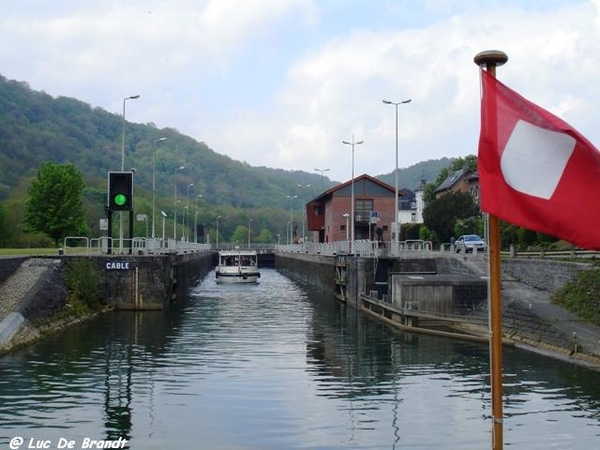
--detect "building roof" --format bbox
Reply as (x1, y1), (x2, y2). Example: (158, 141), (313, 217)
(308, 173), (398, 203)
(434, 168), (474, 193)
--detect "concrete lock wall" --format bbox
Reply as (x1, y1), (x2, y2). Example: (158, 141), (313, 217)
(88, 253), (213, 310)
(275, 253), (336, 293)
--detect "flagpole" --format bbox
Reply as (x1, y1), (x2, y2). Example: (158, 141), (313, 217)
(474, 49), (508, 450)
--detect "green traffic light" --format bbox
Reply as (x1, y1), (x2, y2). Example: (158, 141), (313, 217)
(114, 194), (127, 206)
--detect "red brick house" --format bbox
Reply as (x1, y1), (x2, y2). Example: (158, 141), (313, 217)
(434, 167), (480, 203)
(305, 174), (397, 243)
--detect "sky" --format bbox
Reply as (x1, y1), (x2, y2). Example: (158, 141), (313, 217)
(2, 0), (600, 183)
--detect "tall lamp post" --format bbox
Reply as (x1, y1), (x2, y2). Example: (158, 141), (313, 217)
(287, 195), (297, 244)
(161, 210), (167, 240)
(383, 98), (411, 255)
(343, 213), (350, 240)
(173, 166), (185, 239)
(248, 218), (253, 248)
(342, 136), (363, 254)
(119, 94), (140, 253)
(314, 168), (330, 189)
(195, 194), (203, 243)
(297, 184), (310, 244)
(152, 137), (167, 239)
(216, 216), (221, 249)
(185, 183), (194, 241)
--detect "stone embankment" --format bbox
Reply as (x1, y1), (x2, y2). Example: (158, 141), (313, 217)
(0, 257), (69, 354)
(461, 256), (600, 367)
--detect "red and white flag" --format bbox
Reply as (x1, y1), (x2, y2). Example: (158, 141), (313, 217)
(478, 70), (600, 250)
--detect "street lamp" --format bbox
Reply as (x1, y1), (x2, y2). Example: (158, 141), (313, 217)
(152, 137), (167, 239)
(343, 213), (350, 240)
(383, 98), (411, 254)
(185, 183), (194, 241)
(195, 194), (203, 243)
(342, 136), (364, 254)
(287, 195), (297, 244)
(161, 210), (167, 240)
(297, 184), (310, 244)
(119, 94), (140, 253)
(173, 166), (185, 239)
(314, 168), (330, 189)
(216, 216), (221, 249)
(173, 200), (181, 240)
(248, 218), (253, 248)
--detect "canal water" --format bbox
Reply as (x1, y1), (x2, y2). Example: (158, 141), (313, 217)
(1, 268), (599, 449)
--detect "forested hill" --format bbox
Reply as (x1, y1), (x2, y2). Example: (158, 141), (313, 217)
(0, 74), (450, 208)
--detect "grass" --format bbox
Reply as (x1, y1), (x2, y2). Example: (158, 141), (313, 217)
(552, 269), (600, 326)
(0, 247), (63, 256)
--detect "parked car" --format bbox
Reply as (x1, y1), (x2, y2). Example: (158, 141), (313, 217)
(455, 234), (486, 253)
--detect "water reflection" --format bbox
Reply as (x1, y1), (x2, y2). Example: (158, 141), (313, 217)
(0, 268), (598, 449)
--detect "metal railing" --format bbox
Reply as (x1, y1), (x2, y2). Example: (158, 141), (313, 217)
(276, 239), (434, 257)
(62, 236), (212, 255)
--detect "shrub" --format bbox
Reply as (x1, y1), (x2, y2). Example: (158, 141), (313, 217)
(552, 270), (600, 326)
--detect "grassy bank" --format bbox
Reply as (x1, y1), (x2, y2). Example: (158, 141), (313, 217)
(0, 248), (60, 256)
(552, 269), (600, 326)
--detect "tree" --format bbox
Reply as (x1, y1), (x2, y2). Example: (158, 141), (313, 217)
(0, 202), (11, 246)
(230, 225), (249, 245)
(422, 191), (479, 244)
(24, 162), (88, 246)
(254, 228), (274, 244)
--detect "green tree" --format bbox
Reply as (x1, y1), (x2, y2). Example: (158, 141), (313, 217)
(230, 225), (249, 245)
(24, 162), (88, 246)
(0, 202), (11, 246)
(254, 228), (274, 243)
(422, 191), (479, 244)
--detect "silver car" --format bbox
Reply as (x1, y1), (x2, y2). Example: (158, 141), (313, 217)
(455, 234), (486, 253)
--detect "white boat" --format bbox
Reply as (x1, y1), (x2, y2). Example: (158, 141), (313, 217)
(215, 248), (260, 284)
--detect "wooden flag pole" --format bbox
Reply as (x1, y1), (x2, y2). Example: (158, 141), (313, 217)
(474, 49), (508, 450)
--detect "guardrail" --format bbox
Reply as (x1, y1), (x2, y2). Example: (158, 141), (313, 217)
(62, 236), (212, 255)
(276, 239), (434, 257)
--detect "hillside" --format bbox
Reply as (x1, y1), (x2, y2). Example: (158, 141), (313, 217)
(0, 74), (458, 243)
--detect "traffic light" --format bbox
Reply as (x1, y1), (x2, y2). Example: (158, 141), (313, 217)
(108, 171), (133, 211)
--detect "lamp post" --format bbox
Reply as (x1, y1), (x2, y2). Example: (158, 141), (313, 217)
(287, 195), (297, 244)
(195, 194), (203, 243)
(342, 136), (363, 254)
(248, 218), (253, 248)
(119, 94), (140, 253)
(287, 221), (291, 245)
(152, 137), (167, 239)
(343, 213), (350, 240)
(297, 184), (310, 244)
(161, 210), (167, 240)
(314, 168), (330, 189)
(216, 216), (221, 249)
(383, 98), (411, 255)
(173, 166), (185, 240)
(185, 183), (194, 241)
(173, 200), (181, 240)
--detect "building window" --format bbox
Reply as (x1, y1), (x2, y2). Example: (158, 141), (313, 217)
(411, 212), (416, 222)
(355, 199), (374, 222)
(340, 224), (346, 232)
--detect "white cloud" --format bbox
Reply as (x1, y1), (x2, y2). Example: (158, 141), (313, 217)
(2, 1), (600, 184)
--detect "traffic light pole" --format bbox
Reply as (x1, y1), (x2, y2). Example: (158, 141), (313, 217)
(106, 207), (113, 255)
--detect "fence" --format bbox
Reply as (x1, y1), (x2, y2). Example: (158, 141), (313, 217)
(62, 236), (212, 255)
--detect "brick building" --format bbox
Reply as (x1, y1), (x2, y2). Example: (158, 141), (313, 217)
(434, 167), (480, 203)
(305, 174), (397, 243)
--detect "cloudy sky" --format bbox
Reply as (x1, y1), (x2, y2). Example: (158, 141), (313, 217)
(2, 0), (599, 182)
